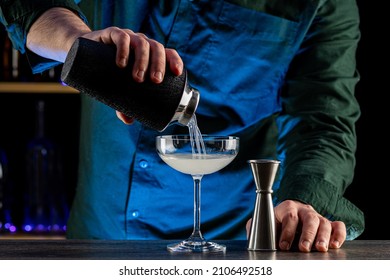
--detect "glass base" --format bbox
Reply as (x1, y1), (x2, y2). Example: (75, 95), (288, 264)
(167, 239), (226, 253)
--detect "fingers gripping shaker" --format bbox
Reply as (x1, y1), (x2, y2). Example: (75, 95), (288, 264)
(61, 37), (199, 131)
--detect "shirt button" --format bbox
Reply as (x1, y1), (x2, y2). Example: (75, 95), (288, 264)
(131, 211), (139, 218)
(139, 160), (149, 168)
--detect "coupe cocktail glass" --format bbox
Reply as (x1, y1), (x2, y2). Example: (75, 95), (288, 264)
(156, 135), (239, 253)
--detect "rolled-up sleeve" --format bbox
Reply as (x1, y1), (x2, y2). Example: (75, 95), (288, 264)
(0, 0), (86, 72)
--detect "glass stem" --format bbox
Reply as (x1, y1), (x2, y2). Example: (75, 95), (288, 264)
(191, 175), (204, 241)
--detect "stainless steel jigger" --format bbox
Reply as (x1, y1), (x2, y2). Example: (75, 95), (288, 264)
(247, 159), (280, 251)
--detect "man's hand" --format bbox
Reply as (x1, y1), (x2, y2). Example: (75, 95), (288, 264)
(27, 7), (183, 125)
(246, 200), (346, 252)
(82, 27), (183, 83)
(82, 28), (184, 125)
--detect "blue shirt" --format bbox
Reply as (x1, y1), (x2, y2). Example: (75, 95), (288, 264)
(0, 0), (365, 240)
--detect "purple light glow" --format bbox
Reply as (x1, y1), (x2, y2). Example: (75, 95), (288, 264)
(23, 225), (33, 232)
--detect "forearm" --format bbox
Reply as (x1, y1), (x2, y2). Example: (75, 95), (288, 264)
(274, 0), (364, 239)
(277, 0), (360, 196)
(27, 7), (91, 62)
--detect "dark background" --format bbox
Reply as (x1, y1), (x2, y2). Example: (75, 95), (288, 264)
(345, 0), (388, 239)
(0, 1), (388, 239)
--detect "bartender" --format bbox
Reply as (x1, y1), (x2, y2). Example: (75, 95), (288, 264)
(0, 0), (364, 252)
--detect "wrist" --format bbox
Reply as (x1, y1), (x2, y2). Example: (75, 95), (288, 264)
(27, 7), (91, 62)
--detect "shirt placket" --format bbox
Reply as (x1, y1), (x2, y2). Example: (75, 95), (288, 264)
(125, 127), (161, 238)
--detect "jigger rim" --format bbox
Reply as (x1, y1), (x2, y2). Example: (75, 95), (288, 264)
(248, 159), (280, 164)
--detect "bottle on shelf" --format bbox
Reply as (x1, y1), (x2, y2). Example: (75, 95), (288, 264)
(0, 148), (17, 233)
(1, 31), (12, 81)
(23, 100), (69, 234)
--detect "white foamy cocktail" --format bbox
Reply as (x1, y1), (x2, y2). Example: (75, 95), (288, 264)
(159, 153), (236, 175)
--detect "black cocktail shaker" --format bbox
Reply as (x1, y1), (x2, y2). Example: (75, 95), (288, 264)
(61, 37), (199, 131)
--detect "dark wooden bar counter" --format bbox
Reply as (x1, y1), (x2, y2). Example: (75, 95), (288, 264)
(0, 239), (388, 260)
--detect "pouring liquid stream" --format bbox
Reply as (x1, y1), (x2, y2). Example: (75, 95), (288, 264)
(187, 114), (206, 157)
